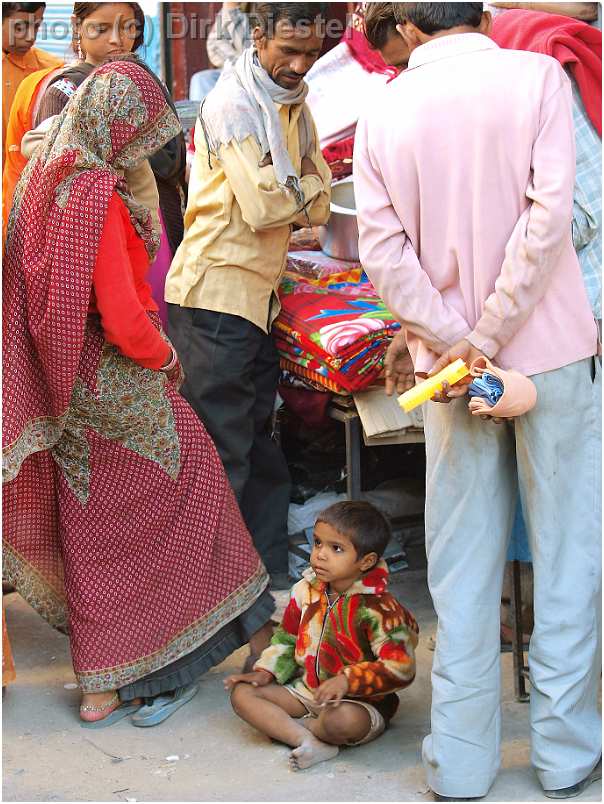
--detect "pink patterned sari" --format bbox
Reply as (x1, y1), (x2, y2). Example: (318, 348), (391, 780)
(3, 61), (268, 692)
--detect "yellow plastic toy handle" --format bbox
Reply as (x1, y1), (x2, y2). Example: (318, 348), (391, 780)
(398, 359), (470, 413)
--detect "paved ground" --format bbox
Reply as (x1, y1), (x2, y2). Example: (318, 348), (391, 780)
(3, 571), (601, 802)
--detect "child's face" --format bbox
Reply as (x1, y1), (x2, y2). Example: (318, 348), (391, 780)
(2, 8), (44, 56)
(310, 521), (377, 592)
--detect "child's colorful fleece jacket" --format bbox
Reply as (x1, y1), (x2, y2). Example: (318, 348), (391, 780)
(255, 561), (419, 707)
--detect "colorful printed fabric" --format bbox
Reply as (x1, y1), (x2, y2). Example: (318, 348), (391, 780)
(255, 561), (419, 701)
(275, 330), (385, 371)
(4, 61), (181, 484)
(274, 268), (400, 393)
(4, 317), (268, 692)
(7, 61), (178, 261)
(287, 250), (362, 280)
(3, 61), (268, 692)
(280, 360), (345, 394)
(275, 336), (387, 391)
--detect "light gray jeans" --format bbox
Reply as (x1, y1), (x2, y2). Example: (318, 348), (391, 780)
(421, 357), (601, 798)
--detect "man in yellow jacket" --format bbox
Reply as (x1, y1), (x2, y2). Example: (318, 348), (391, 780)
(166, 2), (331, 588)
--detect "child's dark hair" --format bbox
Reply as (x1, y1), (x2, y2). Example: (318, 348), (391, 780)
(316, 501), (391, 561)
(364, 2), (398, 50)
(2, 3), (46, 18)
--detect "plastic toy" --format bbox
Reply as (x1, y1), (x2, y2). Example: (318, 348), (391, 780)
(398, 358), (470, 412)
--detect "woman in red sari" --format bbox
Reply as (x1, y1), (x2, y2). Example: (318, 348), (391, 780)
(3, 60), (273, 727)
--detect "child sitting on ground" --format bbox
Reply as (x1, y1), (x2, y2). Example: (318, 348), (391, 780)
(224, 501), (419, 771)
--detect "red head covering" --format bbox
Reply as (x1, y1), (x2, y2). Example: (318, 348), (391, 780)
(491, 9), (602, 137)
(344, 4), (398, 79)
(3, 61), (181, 483)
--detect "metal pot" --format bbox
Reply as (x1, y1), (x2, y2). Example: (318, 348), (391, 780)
(318, 176), (359, 262)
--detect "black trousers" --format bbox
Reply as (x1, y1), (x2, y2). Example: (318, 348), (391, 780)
(167, 305), (290, 573)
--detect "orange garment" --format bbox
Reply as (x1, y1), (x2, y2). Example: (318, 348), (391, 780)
(2, 47), (62, 161)
(2, 64), (63, 240)
(90, 193), (171, 369)
(2, 609), (16, 687)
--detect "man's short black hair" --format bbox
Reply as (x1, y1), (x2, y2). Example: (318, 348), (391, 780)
(254, 3), (330, 37)
(364, 3), (398, 50)
(394, 3), (483, 34)
(316, 501), (391, 561)
(2, 3), (45, 18)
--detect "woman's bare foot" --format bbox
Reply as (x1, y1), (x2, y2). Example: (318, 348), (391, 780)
(79, 691), (142, 723)
(289, 733), (339, 771)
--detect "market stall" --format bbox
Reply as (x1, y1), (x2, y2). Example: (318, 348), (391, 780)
(276, 204), (426, 578)
(168, 2), (428, 579)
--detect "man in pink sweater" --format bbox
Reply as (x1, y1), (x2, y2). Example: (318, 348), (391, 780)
(354, 3), (601, 801)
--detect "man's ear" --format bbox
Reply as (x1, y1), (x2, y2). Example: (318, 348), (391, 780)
(252, 25), (265, 47)
(479, 11), (492, 35)
(360, 552), (379, 573)
(396, 20), (421, 49)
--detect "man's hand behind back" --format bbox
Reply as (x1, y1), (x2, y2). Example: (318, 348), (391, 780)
(384, 331), (415, 396)
(428, 338), (484, 403)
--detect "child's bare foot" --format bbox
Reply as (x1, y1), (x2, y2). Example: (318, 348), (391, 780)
(288, 733), (339, 771)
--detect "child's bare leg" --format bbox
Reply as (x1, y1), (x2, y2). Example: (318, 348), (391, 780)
(299, 703), (372, 746)
(230, 683), (339, 770)
(231, 681), (307, 742)
(248, 621), (273, 657)
(290, 703), (370, 770)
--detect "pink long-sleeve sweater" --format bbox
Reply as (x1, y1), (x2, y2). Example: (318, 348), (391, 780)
(354, 33), (598, 377)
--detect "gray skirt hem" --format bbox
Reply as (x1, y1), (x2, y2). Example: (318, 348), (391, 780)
(118, 589), (275, 701)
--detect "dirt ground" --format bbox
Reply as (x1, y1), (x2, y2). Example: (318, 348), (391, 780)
(3, 570), (601, 803)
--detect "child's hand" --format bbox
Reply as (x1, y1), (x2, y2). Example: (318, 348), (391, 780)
(313, 674), (349, 706)
(223, 669), (273, 691)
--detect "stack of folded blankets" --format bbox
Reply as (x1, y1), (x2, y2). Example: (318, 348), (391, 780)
(274, 252), (401, 395)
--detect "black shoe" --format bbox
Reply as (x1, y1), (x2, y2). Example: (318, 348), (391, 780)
(543, 759), (602, 799)
(269, 571), (291, 591)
